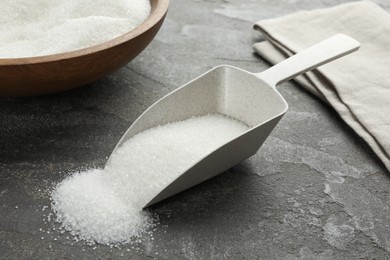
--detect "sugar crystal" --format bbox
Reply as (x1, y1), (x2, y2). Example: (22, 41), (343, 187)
(51, 114), (249, 245)
(0, 0), (151, 58)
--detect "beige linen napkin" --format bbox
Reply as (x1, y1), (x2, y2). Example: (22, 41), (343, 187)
(253, 1), (390, 172)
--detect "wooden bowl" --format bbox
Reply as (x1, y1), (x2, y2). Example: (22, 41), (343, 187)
(0, 0), (169, 97)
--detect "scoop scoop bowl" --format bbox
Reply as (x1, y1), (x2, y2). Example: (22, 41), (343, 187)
(108, 34), (360, 208)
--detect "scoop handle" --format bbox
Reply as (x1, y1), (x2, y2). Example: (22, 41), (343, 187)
(255, 34), (360, 87)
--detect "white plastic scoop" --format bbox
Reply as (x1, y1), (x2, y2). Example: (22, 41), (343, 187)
(108, 34), (360, 208)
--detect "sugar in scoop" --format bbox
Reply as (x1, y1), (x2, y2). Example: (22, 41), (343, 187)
(51, 114), (249, 245)
(0, 0), (151, 58)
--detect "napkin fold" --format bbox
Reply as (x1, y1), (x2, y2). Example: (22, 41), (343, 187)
(253, 1), (390, 172)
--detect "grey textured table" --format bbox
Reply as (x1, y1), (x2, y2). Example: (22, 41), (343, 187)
(1, 0), (390, 259)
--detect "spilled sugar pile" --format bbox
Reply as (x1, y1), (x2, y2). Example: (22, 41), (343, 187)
(0, 0), (150, 58)
(51, 114), (249, 245)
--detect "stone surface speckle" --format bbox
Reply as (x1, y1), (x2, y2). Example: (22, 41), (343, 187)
(1, 0), (390, 259)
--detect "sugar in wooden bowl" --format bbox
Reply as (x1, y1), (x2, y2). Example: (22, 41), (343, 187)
(0, 0), (169, 97)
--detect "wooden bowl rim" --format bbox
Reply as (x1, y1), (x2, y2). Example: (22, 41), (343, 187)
(0, 0), (169, 66)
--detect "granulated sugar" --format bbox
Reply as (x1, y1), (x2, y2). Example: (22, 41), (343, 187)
(51, 114), (249, 245)
(0, 0), (151, 58)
